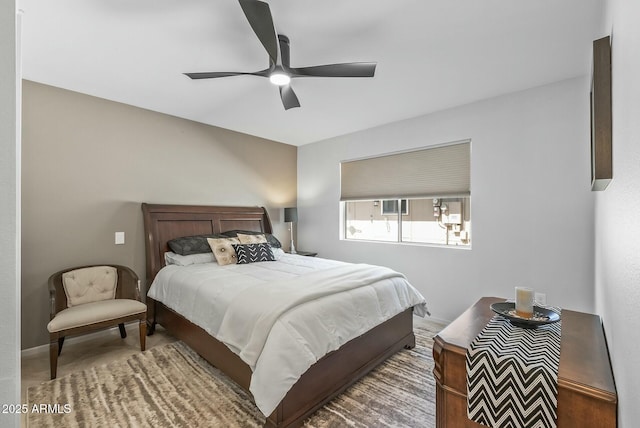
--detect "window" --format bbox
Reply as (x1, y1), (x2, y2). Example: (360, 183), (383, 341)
(340, 141), (471, 247)
(344, 197), (470, 246)
(381, 199), (408, 215)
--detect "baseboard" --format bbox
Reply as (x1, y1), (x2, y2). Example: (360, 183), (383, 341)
(418, 313), (450, 326)
(21, 321), (140, 358)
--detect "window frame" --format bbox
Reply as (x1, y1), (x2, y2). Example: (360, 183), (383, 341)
(341, 196), (471, 248)
(339, 140), (471, 248)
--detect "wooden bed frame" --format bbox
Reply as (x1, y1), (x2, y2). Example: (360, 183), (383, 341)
(142, 203), (417, 427)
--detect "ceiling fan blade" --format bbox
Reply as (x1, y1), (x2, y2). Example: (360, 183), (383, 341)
(289, 62), (377, 78)
(184, 69), (270, 79)
(279, 84), (300, 110)
(278, 35), (290, 68)
(239, 0), (279, 65)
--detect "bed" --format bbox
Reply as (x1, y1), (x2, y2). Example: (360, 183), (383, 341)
(142, 203), (426, 427)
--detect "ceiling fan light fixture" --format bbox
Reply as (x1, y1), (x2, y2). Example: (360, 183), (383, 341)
(185, 1), (376, 109)
(269, 72), (291, 86)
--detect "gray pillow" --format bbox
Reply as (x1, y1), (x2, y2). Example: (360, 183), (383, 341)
(168, 234), (227, 255)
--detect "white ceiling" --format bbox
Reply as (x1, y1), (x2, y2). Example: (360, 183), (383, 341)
(20, 0), (603, 146)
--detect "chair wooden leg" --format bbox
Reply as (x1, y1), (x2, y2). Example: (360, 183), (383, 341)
(139, 319), (147, 351)
(57, 336), (65, 356)
(49, 340), (59, 380)
(118, 323), (127, 339)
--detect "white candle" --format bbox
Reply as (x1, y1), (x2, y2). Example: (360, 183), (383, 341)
(515, 287), (534, 318)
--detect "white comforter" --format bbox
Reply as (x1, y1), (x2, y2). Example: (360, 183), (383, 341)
(147, 254), (427, 416)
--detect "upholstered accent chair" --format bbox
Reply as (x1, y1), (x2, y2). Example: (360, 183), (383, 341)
(47, 264), (147, 379)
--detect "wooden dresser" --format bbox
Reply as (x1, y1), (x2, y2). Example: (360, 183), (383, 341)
(432, 297), (617, 428)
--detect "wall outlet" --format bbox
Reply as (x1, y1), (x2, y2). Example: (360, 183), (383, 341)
(115, 232), (125, 245)
(535, 292), (546, 306)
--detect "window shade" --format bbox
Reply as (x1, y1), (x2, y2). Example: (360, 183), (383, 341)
(340, 141), (470, 201)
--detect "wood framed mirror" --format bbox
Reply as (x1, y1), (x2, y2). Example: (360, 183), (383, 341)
(590, 35), (612, 191)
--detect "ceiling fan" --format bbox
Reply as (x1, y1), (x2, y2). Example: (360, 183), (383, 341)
(184, 0), (377, 110)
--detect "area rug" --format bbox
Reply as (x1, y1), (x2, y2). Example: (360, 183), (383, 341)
(27, 318), (442, 428)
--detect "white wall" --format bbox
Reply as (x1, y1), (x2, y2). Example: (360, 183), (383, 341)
(298, 77), (594, 322)
(595, 0), (640, 426)
(0, 1), (20, 427)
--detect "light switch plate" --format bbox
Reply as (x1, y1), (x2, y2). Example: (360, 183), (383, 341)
(115, 232), (125, 245)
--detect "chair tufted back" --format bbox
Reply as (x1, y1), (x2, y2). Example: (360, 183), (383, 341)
(62, 266), (118, 307)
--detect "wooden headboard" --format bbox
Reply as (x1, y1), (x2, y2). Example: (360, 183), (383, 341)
(141, 203), (273, 288)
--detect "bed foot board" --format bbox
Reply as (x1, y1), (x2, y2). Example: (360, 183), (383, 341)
(152, 300), (415, 428)
(266, 309), (415, 428)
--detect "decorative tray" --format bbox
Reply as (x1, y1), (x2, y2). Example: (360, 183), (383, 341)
(490, 302), (561, 328)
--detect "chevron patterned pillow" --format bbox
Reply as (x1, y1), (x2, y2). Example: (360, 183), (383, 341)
(232, 243), (276, 264)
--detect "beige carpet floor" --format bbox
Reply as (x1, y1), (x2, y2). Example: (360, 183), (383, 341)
(27, 318), (443, 428)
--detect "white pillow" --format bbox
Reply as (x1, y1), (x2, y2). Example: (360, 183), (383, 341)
(164, 251), (216, 266)
(271, 247), (285, 260)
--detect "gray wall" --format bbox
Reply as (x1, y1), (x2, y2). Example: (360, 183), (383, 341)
(1, 2), (20, 427)
(21, 81), (297, 350)
(595, 0), (640, 425)
(298, 77), (595, 323)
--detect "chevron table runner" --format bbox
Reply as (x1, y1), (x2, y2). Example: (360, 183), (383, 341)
(466, 314), (562, 428)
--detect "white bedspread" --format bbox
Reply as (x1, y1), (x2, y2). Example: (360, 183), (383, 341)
(147, 254), (427, 416)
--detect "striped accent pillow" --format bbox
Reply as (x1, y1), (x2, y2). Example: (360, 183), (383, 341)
(232, 243), (276, 264)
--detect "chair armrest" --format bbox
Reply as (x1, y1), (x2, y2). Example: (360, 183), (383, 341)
(113, 265), (141, 301)
(135, 279), (143, 302)
(48, 282), (57, 321)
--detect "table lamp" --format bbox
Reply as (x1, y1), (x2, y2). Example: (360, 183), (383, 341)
(284, 207), (298, 254)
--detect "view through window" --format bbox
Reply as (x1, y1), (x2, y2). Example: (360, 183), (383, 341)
(344, 197), (471, 246)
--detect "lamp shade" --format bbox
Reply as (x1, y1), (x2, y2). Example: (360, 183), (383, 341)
(284, 207), (298, 223)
